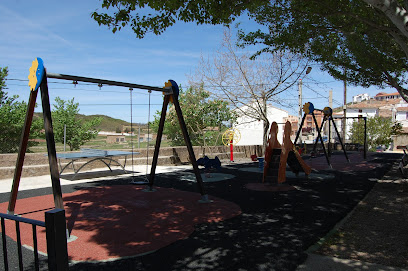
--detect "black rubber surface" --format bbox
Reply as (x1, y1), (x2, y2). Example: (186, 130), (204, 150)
(0, 152), (401, 271)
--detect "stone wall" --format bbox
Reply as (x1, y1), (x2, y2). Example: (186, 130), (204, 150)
(392, 134), (408, 150)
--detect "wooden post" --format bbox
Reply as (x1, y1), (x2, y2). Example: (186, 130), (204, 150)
(172, 94), (207, 198)
(8, 89), (38, 214)
(45, 209), (68, 271)
(40, 73), (64, 209)
(149, 95), (170, 190)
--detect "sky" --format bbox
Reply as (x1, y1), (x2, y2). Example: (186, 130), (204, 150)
(0, 0), (396, 124)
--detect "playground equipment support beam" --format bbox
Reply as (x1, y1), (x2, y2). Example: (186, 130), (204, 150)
(7, 89), (38, 214)
(312, 112), (332, 168)
(333, 116), (367, 159)
(149, 95), (170, 191)
(329, 117), (350, 162)
(328, 117), (332, 157)
(172, 94), (207, 198)
(364, 118), (367, 159)
(39, 74), (64, 210)
(294, 114), (306, 145)
(47, 73), (169, 93)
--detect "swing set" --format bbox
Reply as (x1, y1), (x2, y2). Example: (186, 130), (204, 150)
(294, 102), (367, 168)
(7, 58), (209, 215)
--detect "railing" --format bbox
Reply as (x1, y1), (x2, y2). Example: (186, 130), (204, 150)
(0, 208), (69, 271)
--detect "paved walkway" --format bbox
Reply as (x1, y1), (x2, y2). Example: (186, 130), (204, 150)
(297, 160), (408, 271)
(298, 253), (407, 271)
(0, 164), (193, 193)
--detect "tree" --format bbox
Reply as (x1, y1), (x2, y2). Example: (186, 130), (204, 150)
(52, 97), (102, 151)
(92, 0), (408, 102)
(0, 67), (42, 153)
(191, 30), (310, 150)
(238, 0), (408, 101)
(349, 116), (403, 151)
(151, 85), (235, 147)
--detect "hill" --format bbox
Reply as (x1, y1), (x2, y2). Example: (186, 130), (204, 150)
(34, 113), (147, 132)
(78, 114), (131, 132)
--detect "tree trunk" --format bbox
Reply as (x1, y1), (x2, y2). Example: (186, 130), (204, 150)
(363, 0), (408, 39)
(262, 99), (269, 154)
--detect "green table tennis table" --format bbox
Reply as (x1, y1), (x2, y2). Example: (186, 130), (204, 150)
(57, 148), (139, 179)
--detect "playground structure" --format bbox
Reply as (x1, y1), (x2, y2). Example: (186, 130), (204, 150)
(294, 102), (367, 167)
(7, 57), (210, 215)
(222, 128), (241, 162)
(263, 121), (312, 184)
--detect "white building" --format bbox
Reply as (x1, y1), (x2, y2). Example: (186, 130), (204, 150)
(234, 103), (289, 146)
(333, 97), (408, 141)
(374, 92), (401, 101)
(332, 107), (377, 141)
(352, 93), (370, 103)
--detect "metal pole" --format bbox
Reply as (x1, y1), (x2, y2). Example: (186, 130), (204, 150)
(46, 72), (168, 93)
(294, 114), (306, 145)
(298, 79), (303, 143)
(138, 127), (140, 149)
(328, 117), (332, 157)
(331, 117), (350, 162)
(343, 78), (347, 142)
(364, 117), (367, 159)
(63, 125), (66, 152)
(312, 117), (326, 154)
(312, 112), (331, 167)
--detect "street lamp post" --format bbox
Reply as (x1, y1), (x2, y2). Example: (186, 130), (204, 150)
(298, 66), (312, 143)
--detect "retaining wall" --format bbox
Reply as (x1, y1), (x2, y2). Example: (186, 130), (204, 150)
(0, 145), (262, 179)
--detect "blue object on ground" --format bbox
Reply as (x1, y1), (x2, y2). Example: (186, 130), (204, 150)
(257, 157), (264, 171)
(197, 156), (221, 170)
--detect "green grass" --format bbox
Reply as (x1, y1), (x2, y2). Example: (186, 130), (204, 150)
(29, 135), (171, 153)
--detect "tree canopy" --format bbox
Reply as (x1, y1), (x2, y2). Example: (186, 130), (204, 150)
(52, 97), (102, 151)
(349, 116), (402, 150)
(92, 0), (408, 101)
(0, 67), (42, 153)
(151, 85), (235, 147)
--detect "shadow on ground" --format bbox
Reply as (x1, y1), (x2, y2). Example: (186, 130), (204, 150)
(0, 152), (401, 271)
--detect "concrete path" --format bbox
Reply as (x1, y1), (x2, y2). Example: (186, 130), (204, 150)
(0, 164), (193, 193)
(297, 253), (407, 271)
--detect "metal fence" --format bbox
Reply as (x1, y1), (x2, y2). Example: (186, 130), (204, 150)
(0, 209), (69, 271)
